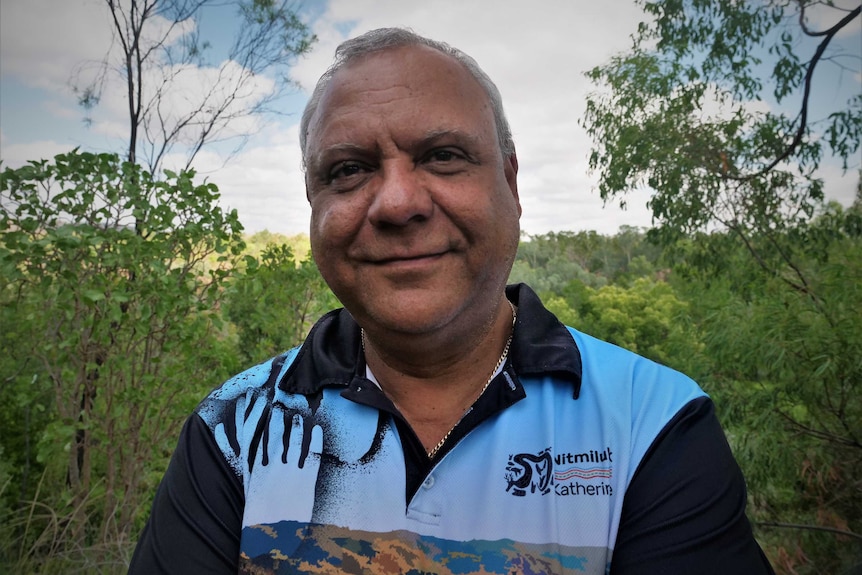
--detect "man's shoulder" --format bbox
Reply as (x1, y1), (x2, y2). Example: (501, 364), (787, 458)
(565, 325), (703, 395)
(195, 347), (302, 427)
(193, 306), (361, 435)
(562, 325), (708, 483)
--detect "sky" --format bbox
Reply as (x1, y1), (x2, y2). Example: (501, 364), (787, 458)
(1, 0), (860, 237)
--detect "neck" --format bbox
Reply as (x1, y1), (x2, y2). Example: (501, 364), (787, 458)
(362, 296), (514, 384)
(361, 296), (516, 441)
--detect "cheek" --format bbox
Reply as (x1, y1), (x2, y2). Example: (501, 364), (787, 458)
(310, 210), (342, 291)
(480, 185), (521, 258)
(310, 196), (367, 261)
(311, 199), (346, 240)
(309, 207), (328, 247)
(310, 205), (340, 274)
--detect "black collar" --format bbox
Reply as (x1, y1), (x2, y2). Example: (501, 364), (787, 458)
(277, 283), (583, 399)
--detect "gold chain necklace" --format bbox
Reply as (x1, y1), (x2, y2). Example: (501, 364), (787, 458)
(361, 301), (517, 459)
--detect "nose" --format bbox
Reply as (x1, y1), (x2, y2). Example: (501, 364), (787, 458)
(367, 160), (433, 228)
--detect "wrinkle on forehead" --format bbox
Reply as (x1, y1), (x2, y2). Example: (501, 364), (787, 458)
(304, 45), (493, 158)
(311, 128), (487, 161)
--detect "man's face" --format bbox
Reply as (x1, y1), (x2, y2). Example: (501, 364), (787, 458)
(304, 44), (521, 337)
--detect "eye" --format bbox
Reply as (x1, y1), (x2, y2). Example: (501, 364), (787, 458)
(421, 147), (473, 175)
(328, 161), (370, 183)
(425, 148), (462, 163)
(429, 149), (459, 162)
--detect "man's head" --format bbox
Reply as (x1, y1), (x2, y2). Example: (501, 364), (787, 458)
(300, 28), (514, 165)
(302, 28), (521, 340)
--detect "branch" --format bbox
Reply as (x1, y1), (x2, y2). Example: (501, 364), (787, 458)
(776, 408), (862, 450)
(721, 216), (814, 297)
(758, 222), (823, 307)
(798, 1), (861, 37)
(732, 4), (860, 182)
(757, 521), (862, 541)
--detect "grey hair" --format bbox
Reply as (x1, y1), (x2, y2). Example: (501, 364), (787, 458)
(299, 27), (515, 167)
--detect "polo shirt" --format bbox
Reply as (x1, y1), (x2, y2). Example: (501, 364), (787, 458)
(129, 283), (774, 574)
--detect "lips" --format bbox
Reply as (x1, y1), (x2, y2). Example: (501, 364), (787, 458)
(372, 250), (448, 265)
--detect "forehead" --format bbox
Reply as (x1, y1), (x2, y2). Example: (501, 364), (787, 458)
(305, 45), (495, 153)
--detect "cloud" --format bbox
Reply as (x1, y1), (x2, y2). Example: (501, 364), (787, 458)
(285, 0), (652, 235)
(818, 161), (861, 206)
(180, 0), (861, 236)
(41, 100), (81, 121)
(3, 0), (858, 237)
(0, 139), (82, 167)
(183, 123), (311, 236)
(84, 59), (278, 152)
(1, 0), (282, 171)
(0, 0), (112, 91)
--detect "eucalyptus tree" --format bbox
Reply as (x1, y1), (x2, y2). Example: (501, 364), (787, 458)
(582, 2), (861, 570)
(583, 0), (859, 269)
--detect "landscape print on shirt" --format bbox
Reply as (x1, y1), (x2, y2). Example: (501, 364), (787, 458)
(238, 521), (608, 574)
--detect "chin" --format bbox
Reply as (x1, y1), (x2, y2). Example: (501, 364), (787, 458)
(353, 290), (461, 333)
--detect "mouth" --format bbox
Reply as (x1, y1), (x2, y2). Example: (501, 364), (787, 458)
(372, 250), (449, 266)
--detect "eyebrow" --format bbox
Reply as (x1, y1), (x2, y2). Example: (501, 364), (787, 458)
(308, 128), (487, 170)
(306, 143), (373, 173)
(418, 129), (483, 149)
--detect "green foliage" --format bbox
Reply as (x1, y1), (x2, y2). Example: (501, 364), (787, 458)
(0, 151), (244, 570)
(584, 7), (861, 568)
(243, 229), (312, 262)
(575, 278), (706, 373)
(509, 227), (703, 374)
(541, 295), (581, 328)
(509, 257), (604, 295)
(0, 148), (855, 575)
(226, 242), (337, 366)
(239, 0), (317, 56)
(669, 209), (862, 573)
(583, 0), (859, 236)
(511, 227), (662, 288)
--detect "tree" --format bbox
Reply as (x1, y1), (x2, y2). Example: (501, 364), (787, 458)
(582, 0), (860, 278)
(667, 211), (862, 574)
(582, 2), (862, 571)
(0, 151), (245, 570)
(226, 242), (337, 366)
(511, 228), (662, 289)
(76, 0), (316, 173)
(569, 277), (706, 373)
(1, 5), (316, 571)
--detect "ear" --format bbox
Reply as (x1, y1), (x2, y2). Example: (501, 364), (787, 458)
(504, 152), (522, 217)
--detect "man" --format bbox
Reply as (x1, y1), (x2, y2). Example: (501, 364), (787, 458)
(130, 28), (774, 574)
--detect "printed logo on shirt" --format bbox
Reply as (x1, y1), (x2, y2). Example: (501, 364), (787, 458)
(505, 447), (614, 498)
(505, 447), (554, 496)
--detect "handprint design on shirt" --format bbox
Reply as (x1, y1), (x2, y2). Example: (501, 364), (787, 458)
(200, 352), (394, 529)
(242, 407), (323, 527)
(205, 360), (325, 528)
